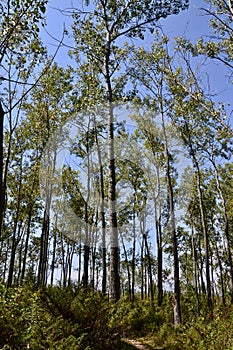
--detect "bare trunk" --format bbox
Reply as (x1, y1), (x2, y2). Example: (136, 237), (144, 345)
(68, 245), (74, 287)
(161, 110), (181, 327)
(120, 232), (131, 299)
(144, 233), (154, 302)
(191, 223), (200, 317)
(183, 121), (212, 312)
(154, 195), (163, 306)
(37, 211), (49, 287)
(94, 117), (107, 295)
(21, 207), (33, 282)
(215, 240), (225, 306)
(0, 102), (5, 239)
(212, 162), (233, 303)
(104, 34), (120, 302)
(131, 207), (136, 302)
(7, 222), (22, 288)
(83, 129), (91, 288)
(7, 156), (23, 288)
(78, 243), (82, 286)
(140, 235), (144, 300)
(50, 226), (57, 286)
(196, 165), (212, 310)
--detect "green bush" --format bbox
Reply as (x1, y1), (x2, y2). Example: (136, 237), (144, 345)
(0, 284), (117, 350)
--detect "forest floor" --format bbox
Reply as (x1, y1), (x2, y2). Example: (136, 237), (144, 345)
(124, 338), (149, 349)
(123, 338), (164, 350)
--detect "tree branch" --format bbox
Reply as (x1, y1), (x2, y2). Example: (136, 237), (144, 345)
(5, 31), (65, 114)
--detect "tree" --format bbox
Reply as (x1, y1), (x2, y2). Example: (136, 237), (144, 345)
(71, 0), (189, 302)
(129, 36), (183, 325)
(21, 64), (73, 287)
(0, 0), (48, 238)
(173, 0), (233, 136)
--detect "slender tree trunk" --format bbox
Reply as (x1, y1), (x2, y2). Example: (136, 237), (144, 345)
(68, 245), (74, 287)
(37, 211), (49, 287)
(7, 156), (23, 288)
(131, 207), (136, 302)
(195, 166), (212, 311)
(7, 235), (17, 288)
(61, 236), (67, 288)
(16, 237), (24, 285)
(141, 235), (144, 300)
(140, 206), (154, 302)
(7, 222), (22, 288)
(104, 34), (120, 302)
(212, 162), (233, 303)
(0, 102), (5, 239)
(161, 107), (181, 327)
(78, 242), (82, 286)
(196, 235), (206, 295)
(21, 205), (33, 282)
(83, 128), (91, 288)
(83, 201), (90, 288)
(215, 240), (225, 306)
(154, 163), (163, 306)
(144, 232), (154, 302)
(191, 223), (200, 317)
(120, 233), (131, 300)
(154, 196), (163, 306)
(144, 258), (147, 298)
(184, 122), (212, 312)
(94, 118), (107, 295)
(210, 250), (215, 301)
(3, 238), (10, 281)
(91, 216), (98, 289)
(50, 227), (57, 286)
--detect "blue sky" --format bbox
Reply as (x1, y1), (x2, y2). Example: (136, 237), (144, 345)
(41, 0), (232, 126)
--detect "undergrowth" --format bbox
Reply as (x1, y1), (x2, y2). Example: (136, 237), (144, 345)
(1, 283), (233, 349)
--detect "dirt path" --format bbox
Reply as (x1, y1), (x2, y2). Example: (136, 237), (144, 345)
(124, 338), (149, 349)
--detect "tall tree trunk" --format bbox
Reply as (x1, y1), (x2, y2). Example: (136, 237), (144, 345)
(191, 223), (200, 317)
(120, 233), (131, 300)
(7, 232), (17, 288)
(199, 245), (206, 295)
(50, 226), (57, 286)
(182, 121), (212, 312)
(37, 211), (49, 287)
(7, 222), (22, 288)
(131, 207), (136, 302)
(161, 108), (181, 327)
(78, 242), (82, 286)
(154, 195), (163, 306)
(68, 245), (74, 287)
(0, 102), (4, 239)
(196, 167), (212, 310)
(139, 202), (154, 302)
(21, 207), (33, 282)
(94, 118), (107, 295)
(83, 201), (90, 288)
(144, 232), (154, 302)
(3, 238), (10, 281)
(7, 155), (23, 288)
(140, 235), (144, 300)
(83, 128), (91, 288)
(215, 239), (225, 306)
(104, 34), (120, 302)
(61, 235), (67, 288)
(154, 163), (163, 307)
(16, 237), (24, 285)
(212, 161), (233, 303)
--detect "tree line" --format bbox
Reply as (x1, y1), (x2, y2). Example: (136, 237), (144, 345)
(0, 0), (232, 328)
